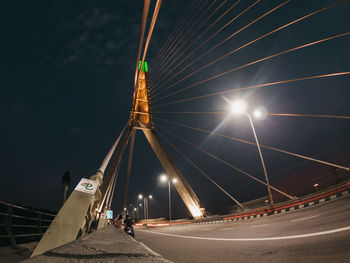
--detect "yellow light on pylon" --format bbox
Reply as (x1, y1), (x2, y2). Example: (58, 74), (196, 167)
(189, 203), (203, 218)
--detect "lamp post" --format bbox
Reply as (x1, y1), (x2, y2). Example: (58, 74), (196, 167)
(230, 100), (274, 205)
(132, 207), (137, 220)
(138, 194), (153, 220)
(138, 203), (143, 219)
(160, 175), (177, 223)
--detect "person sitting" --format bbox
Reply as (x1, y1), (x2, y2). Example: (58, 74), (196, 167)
(113, 214), (123, 229)
(123, 215), (135, 238)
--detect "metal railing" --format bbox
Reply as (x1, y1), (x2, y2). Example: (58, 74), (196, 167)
(0, 201), (56, 247)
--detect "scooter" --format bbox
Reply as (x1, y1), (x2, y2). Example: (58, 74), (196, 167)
(124, 226), (135, 238)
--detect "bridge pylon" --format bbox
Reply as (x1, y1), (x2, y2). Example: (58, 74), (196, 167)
(32, 0), (204, 256)
(130, 68), (204, 219)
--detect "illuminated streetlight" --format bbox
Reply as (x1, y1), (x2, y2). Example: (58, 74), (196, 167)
(230, 99), (247, 114)
(253, 109), (263, 119)
(229, 99), (274, 205)
(160, 174), (167, 183)
(158, 174), (177, 223)
(137, 194), (152, 220)
(253, 107), (267, 120)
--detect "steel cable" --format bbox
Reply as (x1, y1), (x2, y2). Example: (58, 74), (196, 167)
(155, 117), (350, 171)
(150, 0), (205, 79)
(151, 0), (210, 79)
(152, 72), (350, 108)
(152, 0), (341, 98)
(158, 130), (245, 208)
(158, 125), (294, 199)
(152, 31), (350, 103)
(150, 0), (219, 86)
(151, 0), (200, 66)
(150, 0), (241, 94)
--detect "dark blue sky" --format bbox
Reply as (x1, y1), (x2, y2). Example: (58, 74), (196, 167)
(1, 0), (350, 219)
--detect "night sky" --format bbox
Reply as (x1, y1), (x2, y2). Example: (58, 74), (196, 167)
(1, 0), (350, 219)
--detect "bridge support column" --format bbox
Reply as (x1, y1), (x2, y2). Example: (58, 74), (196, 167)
(143, 128), (204, 219)
(31, 125), (132, 257)
(31, 171), (103, 257)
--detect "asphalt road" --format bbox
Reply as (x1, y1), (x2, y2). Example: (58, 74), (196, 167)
(135, 195), (350, 263)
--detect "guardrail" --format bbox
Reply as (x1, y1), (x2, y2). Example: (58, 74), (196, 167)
(0, 201), (56, 247)
(134, 180), (350, 228)
(188, 180), (350, 225)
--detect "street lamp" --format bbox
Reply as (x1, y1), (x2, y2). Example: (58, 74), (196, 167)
(133, 207), (138, 220)
(230, 99), (247, 114)
(159, 174), (177, 223)
(230, 99), (274, 205)
(138, 194), (153, 220)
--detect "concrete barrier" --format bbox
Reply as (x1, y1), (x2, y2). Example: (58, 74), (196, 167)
(24, 225), (172, 263)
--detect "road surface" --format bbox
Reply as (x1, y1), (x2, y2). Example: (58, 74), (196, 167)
(136, 194), (350, 263)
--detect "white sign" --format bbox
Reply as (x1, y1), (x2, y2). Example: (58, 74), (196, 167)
(106, 210), (113, 219)
(74, 178), (99, 194)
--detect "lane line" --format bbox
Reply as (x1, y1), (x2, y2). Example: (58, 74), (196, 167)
(136, 225), (350, 241)
(138, 241), (163, 257)
(291, 215), (319, 222)
(250, 224), (269, 228)
(221, 227), (235, 230)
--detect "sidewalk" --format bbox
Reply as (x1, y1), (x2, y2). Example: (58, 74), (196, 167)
(23, 225), (172, 263)
(0, 242), (38, 263)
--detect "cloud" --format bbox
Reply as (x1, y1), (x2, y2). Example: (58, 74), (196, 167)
(84, 9), (111, 29)
(105, 41), (118, 51)
(57, 4), (140, 74)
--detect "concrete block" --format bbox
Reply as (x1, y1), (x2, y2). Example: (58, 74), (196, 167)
(24, 226), (171, 262)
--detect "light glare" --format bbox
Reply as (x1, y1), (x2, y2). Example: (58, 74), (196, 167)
(253, 109), (262, 118)
(253, 107), (267, 120)
(160, 174), (168, 182)
(231, 100), (247, 114)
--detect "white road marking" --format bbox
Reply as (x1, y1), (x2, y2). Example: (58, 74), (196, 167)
(250, 224), (269, 228)
(136, 225), (350, 241)
(221, 227), (235, 230)
(138, 241), (162, 257)
(291, 215), (319, 222)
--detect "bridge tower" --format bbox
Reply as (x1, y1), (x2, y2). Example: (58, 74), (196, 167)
(130, 63), (204, 219)
(32, 0), (203, 257)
